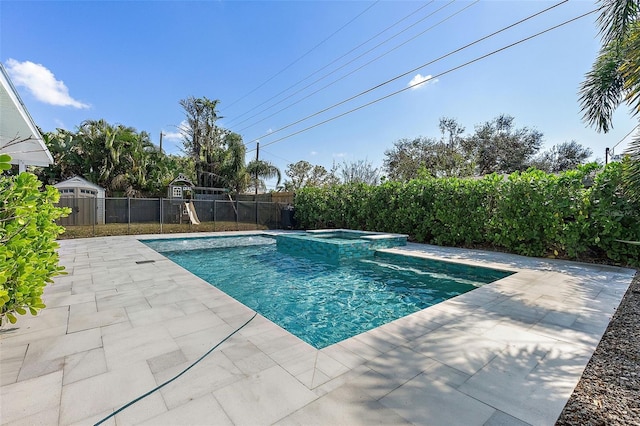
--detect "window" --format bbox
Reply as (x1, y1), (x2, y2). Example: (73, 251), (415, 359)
(80, 189), (97, 196)
(172, 186), (182, 198)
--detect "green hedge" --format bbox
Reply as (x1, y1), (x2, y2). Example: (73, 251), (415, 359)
(294, 163), (640, 267)
(0, 172), (69, 325)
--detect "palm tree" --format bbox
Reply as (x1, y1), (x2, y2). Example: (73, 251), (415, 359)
(179, 96), (228, 188)
(220, 132), (249, 193)
(580, 0), (640, 200)
(246, 159), (281, 194)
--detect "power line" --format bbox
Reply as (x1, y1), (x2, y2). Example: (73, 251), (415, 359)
(236, 0), (471, 133)
(249, 7), (596, 153)
(259, 148), (295, 165)
(225, 0), (444, 128)
(244, 0), (569, 148)
(224, 1), (380, 111)
(224, 1), (435, 128)
(611, 123), (639, 153)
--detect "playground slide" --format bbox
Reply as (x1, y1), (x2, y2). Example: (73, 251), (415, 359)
(185, 201), (200, 225)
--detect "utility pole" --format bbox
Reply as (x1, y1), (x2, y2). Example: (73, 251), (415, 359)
(254, 142), (260, 226)
(255, 142), (260, 195)
(605, 147), (610, 165)
(159, 132), (164, 154)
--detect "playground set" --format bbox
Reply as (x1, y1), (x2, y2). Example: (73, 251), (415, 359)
(167, 174), (230, 225)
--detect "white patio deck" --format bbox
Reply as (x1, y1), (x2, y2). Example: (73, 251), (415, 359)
(0, 232), (635, 425)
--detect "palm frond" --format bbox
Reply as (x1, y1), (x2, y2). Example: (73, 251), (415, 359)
(247, 160), (282, 186)
(579, 41), (626, 132)
(598, 0), (640, 45)
(615, 239), (640, 245)
(619, 23), (640, 115)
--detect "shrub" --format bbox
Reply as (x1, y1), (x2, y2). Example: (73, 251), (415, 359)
(587, 162), (640, 263)
(0, 172), (69, 325)
(294, 164), (640, 266)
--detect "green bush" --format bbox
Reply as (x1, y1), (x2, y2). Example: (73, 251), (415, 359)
(0, 172), (69, 325)
(294, 163), (640, 266)
(587, 163), (640, 263)
(487, 168), (592, 257)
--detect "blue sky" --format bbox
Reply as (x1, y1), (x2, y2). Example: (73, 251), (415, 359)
(1, 0), (636, 189)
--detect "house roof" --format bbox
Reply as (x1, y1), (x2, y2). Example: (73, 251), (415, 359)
(54, 176), (105, 192)
(0, 63), (53, 168)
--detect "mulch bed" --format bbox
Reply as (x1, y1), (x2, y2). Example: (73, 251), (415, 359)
(556, 271), (640, 426)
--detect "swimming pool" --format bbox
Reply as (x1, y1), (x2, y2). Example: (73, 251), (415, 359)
(143, 235), (513, 349)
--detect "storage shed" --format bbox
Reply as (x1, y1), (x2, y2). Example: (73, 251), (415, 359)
(54, 176), (106, 225)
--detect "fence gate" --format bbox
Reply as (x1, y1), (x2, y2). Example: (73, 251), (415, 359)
(57, 197), (95, 226)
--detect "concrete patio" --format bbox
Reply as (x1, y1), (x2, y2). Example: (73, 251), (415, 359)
(0, 232), (635, 425)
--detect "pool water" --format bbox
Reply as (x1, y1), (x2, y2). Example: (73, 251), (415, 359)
(143, 235), (512, 349)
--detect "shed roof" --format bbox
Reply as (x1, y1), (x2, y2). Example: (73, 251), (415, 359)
(54, 176), (105, 192)
(0, 63), (53, 168)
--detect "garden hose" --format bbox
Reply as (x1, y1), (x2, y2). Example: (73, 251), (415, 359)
(94, 312), (258, 425)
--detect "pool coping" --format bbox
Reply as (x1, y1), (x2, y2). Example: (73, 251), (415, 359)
(0, 231), (635, 425)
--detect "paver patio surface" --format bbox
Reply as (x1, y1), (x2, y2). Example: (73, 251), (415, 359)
(0, 232), (635, 425)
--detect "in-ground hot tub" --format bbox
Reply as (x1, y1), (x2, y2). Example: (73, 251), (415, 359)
(274, 229), (408, 262)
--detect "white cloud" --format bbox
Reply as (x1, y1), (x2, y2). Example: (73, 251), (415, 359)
(5, 58), (90, 108)
(266, 128), (273, 134)
(333, 152), (347, 158)
(407, 73), (438, 90)
(310, 151), (318, 156)
(162, 120), (187, 141)
(162, 130), (182, 141)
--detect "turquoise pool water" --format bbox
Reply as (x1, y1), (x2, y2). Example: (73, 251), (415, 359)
(143, 235), (512, 349)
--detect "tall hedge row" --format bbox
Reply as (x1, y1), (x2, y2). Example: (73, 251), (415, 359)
(294, 163), (640, 267)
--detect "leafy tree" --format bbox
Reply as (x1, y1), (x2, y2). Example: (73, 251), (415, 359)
(108, 128), (159, 197)
(339, 159), (380, 185)
(383, 134), (474, 181)
(384, 116), (541, 180)
(530, 140), (593, 173)
(439, 117), (465, 147)
(179, 97), (248, 191)
(466, 115), (543, 175)
(74, 119), (142, 189)
(283, 160), (339, 191)
(180, 96), (224, 160)
(383, 137), (440, 181)
(38, 129), (82, 183)
(145, 154), (195, 197)
(37, 105), (248, 197)
(180, 96), (225, 187)
(39, 121), (173, 196)
(580, 0), (640, 200)
(435, 117), (475, 177)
